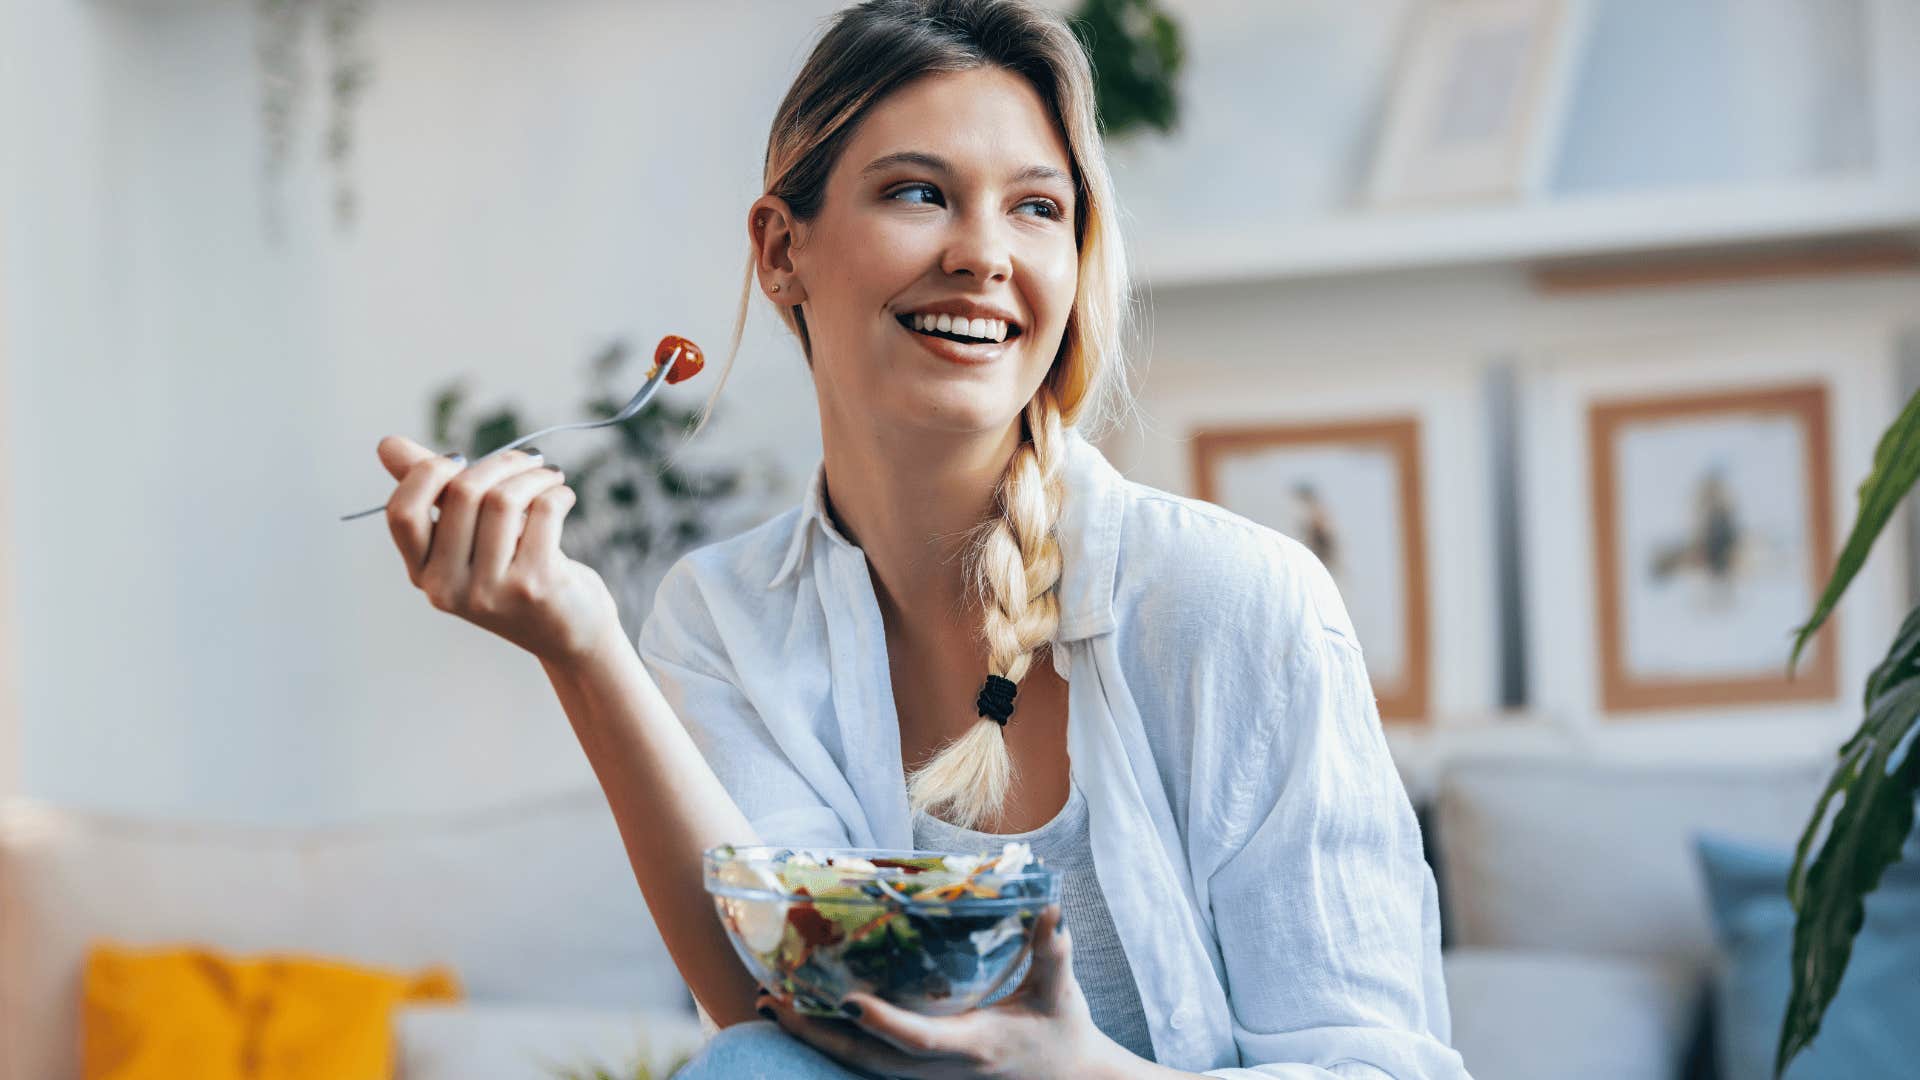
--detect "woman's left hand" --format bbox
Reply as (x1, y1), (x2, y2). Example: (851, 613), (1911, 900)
(757, 904), (1130, 1079)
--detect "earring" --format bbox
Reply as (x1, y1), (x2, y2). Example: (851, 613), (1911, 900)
(771, 283), (782, 293)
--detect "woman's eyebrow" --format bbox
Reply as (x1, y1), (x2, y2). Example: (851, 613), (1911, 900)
(858, 150), (1072, 190)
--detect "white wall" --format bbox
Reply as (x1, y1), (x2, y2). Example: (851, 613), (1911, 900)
(0, 201), (14, 800)
(5, 0), (146, 808)
(1108, 266), (1919, 768)
(4, 0), (843, 824)
(5, 0), (1915, 825)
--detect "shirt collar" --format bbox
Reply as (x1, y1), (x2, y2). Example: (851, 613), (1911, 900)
(766, 428), (1124, 642)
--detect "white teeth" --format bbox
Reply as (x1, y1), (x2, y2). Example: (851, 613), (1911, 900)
(907, 312), (1012, 342)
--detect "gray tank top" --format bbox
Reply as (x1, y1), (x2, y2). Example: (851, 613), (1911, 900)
(911, 777), (1157, 1062)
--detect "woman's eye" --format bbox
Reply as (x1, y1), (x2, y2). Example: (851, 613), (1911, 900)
(1020, 199), (1064, 220)
(889, 183), (942, 206)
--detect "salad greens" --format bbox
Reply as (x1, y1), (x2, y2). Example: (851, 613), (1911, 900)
(708, 843), (1054, 1017)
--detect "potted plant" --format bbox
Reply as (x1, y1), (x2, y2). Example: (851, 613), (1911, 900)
(1777, 386), (1920, 1075)
(428, 338), (782, 643)
(1071, 0), (1186, 138)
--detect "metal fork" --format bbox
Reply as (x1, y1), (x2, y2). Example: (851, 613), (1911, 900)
(338, 345), (682, 522)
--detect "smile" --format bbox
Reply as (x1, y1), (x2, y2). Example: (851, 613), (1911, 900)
(894, 314), (1018, 365)
(894, 312), (1023, 344)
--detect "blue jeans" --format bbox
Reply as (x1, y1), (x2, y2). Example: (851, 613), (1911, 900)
(674, 1018), (890, 1080)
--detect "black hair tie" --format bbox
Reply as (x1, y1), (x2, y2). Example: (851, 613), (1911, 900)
(976, 674), (1019, 727)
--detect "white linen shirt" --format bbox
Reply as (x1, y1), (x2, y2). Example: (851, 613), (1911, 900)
(637, 428), (1470, 1079)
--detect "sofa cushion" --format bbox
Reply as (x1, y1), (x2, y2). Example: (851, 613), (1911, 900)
(1443, 947), (1698, 1080)
(1696, 830), (1920, 1080)
(0, 792), (689, 1080)
(1434, 754), (1828, 959)
(395, 1003), (707, 1080)
(82, 944), (459, 1080)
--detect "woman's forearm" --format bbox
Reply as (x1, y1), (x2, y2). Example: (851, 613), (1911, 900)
(540, 623), (764, 1028)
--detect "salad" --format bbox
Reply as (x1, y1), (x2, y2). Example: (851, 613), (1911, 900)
(705, 842), (1058, 1018)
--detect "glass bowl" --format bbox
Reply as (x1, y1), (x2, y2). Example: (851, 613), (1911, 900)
(703, 843), (1059, 1018)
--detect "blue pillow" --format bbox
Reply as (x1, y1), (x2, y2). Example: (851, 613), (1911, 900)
(1694, 828), (1920, 1080)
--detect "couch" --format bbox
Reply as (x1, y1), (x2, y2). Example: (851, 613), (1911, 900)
(0, 790), (707, 1080)
(1, 747), (1836, 1080)
(1432, 750), (1830, 1080)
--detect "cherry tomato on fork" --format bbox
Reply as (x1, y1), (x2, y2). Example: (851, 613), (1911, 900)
(655, 334), (705, 384)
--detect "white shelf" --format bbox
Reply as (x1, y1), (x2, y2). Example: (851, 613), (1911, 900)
(1134, 174), (1920, 290)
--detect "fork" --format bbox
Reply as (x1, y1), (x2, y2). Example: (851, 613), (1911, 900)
(338, 345), (683, 522)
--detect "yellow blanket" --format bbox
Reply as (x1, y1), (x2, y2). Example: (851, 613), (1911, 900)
(82, 943), (461, 1080)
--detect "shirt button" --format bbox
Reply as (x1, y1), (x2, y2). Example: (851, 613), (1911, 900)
(1170, 1008), (1188, 1031)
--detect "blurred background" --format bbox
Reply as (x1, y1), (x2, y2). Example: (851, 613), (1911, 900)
(2, 1), (1917, 1078)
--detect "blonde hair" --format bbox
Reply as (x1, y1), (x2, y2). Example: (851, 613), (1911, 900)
(701, 0), (1134, 830)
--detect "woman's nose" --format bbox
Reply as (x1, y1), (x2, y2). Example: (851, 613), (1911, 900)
(940, 212), (1013, 282)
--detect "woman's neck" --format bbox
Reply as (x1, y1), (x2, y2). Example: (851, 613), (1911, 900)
(819, 420), (1022, 631)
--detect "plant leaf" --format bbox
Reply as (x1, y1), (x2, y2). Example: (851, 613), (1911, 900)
(472, 409), (522, 458)
(1071, 0), (1186, 136)
(1789, 387), (1920, 671)
(428, 382), (467, 447)
(1864, 596), (1920, 710)
(1777, 602), (1920, 1076)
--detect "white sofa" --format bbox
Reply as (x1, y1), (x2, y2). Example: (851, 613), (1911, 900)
(1432, 751), (1831, 1080)
(0, 749), (1837, 1080)
(0, 790), (707, 1080)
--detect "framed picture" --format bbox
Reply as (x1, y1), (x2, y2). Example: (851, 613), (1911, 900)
(1192, 417), (1431, 723)
(1587, 383), (1838, 712)
(1364, 0), (1587, 208)
(1517, 321), (1909, 733)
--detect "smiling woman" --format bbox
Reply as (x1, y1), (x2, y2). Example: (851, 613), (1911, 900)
(588, 1), (1468, 1078)
(716, 11), (1125, 843)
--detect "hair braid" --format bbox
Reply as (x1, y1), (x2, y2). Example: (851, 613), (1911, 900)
(905, 386), (1067, 829)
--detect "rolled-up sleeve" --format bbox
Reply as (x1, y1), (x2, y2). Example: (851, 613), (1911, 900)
(1202, 617), (1468, 1080)
(636, 558), (850, 851)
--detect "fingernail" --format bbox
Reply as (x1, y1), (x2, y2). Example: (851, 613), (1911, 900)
(522, 446), (542, 462)
(838, 999), (863, 1019)
(446, 452), (467, 466)
(757, 1005), (778, 1021)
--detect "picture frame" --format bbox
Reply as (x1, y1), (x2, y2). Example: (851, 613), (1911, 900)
(1191, 417), (1432, 723)
(1516, 321), (1911, 734)
(1363, 0), (1587, 208)
(1586, 383), (1839, 712)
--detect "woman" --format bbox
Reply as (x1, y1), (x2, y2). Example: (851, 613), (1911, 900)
(374, 1), (1468, 1077)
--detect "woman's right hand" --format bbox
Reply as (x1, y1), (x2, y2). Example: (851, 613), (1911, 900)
(376, 435), (623, 666)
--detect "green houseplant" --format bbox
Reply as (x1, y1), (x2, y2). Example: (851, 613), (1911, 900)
(1071, 0), (1186, 138)
(428, 338), (780, 642)
(1777, 385), (1920, 1076)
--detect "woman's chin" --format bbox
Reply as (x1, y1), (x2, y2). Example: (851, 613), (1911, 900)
(900, 397), (1024, 437)
(878, 381), (1028, 435)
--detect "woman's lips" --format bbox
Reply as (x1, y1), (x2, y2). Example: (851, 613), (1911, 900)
(895, 314), (1017, 365)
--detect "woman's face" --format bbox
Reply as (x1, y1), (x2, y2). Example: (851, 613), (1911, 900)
(761, 66), (1081, 441)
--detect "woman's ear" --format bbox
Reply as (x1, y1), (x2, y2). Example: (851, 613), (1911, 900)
(749, 196), (808, 305)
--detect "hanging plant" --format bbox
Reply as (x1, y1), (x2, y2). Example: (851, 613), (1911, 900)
(252, 0), (375, 240)
(1070, 0), (1186, 139)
